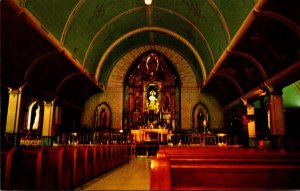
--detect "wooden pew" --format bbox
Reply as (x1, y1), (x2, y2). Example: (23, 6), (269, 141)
(170, 162), (300, 190)
(98, 145), (106, 175)
(104, 145), (112, 172)
(1, 147), (18, 190)
(150, 157), (171, 190)
(79, 146), (93, 182)
(111, 145), (117, 169)
(151, 146), (300, 190)
(44, 146), (71, 190)
(9, 147), (48, 190)
(66, 147), (84, 189)
(90, 146), (101, 178)
(116, 145), (122, 167)
(2, 144), (132, 189)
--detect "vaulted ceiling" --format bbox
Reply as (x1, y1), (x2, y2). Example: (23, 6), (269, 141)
(1, 0), (300, 109)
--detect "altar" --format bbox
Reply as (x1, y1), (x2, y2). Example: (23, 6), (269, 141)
(131, 129), (169, 144)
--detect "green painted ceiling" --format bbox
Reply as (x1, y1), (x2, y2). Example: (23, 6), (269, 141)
(282, 81), (300, 108)
(20, 0), (255, 85)
(3, 0), (299, 108)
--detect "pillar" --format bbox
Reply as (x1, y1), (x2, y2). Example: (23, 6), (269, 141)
(42, 100), (56, 146)
(247, 104), (257, 148)
(171, 88), (176, 132)
(268, 91), (285, 149)
(128, 87), (134, 129)
(5, 87), (23, 146)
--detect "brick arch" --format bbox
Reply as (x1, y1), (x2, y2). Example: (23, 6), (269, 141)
(106, 44), (198, 90)
(105, 44), (200, 130)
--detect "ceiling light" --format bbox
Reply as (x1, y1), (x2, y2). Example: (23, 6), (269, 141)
(144, 0), (152, 5)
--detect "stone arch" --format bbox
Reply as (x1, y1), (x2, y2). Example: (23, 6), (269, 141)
(106, 44), (200, 130)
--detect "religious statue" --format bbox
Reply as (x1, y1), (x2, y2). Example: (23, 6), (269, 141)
(99, 108), (107, 129)
(32, 106), (40, 130)
(197, 110), (205, 132)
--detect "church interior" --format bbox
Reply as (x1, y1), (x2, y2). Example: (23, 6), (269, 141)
(1, 0), (300, 190)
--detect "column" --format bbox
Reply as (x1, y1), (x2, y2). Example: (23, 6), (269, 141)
(247, 104), (256, 147)
(268, 91), (285, 149)
(171, 88), (176, 132)
(42, 100), (56, 146)
(5, 87), (23, 146)
(128, 87), (134, 129)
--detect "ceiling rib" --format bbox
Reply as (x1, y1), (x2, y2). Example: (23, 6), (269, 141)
(207, 0), (231, 43)
(25, 82), (83, 111)
(155, 6), (215, 65)
(95, 26), (207, 82)
(202, 0), (268, 89)
(24, 52), (57, 80)
(55, 73), (83, 95)
(60, 0), (86, 43)
(254, 10), (300, 36)
(146, 5), (154, 42)
(6, 0), (100, 88)
(228, 50), (268, 80)
(83, 6), (144, 66)
(215, 73), (243, 94)
(293, 83), (300, 96)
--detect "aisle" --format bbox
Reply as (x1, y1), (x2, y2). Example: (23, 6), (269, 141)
(76, 158), (151, 190)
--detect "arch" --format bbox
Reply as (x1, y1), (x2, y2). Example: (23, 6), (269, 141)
(55, 72), (83, 94)
(214, 73), (243, 95)
(228, 50), (268, 80)
(254, 10), (300, 37)
(95, 27), (207, 82)
(24, 52), (58, 80)
(106, 44), (198, 90)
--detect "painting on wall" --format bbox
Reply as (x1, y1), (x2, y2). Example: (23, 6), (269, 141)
(95, 102), (111, 130)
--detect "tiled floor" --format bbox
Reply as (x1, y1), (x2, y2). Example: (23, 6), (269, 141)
(76, 157), (151, 190)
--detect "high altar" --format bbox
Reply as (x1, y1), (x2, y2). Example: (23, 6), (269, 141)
(124, 51), (179, 133)
(131, 129), (169, 144)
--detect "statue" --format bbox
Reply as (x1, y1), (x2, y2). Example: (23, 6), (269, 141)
(99, 108), (107, 129)
(197, 111), (205, 132)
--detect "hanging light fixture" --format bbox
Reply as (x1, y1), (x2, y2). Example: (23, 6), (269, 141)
(144, 0), (152, 5)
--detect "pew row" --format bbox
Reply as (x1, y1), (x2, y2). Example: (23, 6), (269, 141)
(1, 147), (18, 190)
(151, 146), (300, 190)
(1, 145), (131, 190)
